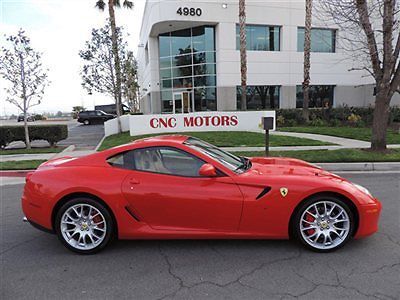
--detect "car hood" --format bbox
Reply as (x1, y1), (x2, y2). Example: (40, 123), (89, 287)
(244, 157), (343, 179)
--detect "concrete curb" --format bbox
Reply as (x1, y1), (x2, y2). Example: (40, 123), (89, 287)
(95, 135), (106, 151)
(318, 162), (400, 172)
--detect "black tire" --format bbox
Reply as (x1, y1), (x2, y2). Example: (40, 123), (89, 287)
(55, 198), (114, 254)
(293, 195), (355, 253)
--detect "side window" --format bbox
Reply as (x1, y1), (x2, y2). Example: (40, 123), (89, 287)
(133, 147), (205, 177)
(96, 111), (102, 116)
(107, 151), (135, 170)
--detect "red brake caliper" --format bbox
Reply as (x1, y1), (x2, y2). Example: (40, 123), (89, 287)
(305, 213), (315, 236)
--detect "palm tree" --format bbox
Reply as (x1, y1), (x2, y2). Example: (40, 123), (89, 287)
(239, 0), (247, 110)
(95, 0), (133, 133)
(302, 0), (312, 122)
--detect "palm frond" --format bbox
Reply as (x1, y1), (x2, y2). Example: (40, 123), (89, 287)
(123, 0), (134, 9)
(114, 0), (121, 7)
(95, 0), (106, 10)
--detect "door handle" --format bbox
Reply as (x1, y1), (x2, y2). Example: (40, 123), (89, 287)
(129, 178), (140, 185)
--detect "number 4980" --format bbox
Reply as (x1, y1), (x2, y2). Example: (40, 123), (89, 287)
(177, 7), (202, 16)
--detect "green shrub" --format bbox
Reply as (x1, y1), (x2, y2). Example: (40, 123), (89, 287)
(276, 106), (400, 127)
(0, 125), (68, 148)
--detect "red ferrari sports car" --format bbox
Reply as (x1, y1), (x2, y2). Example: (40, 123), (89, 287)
(22, 135), (381, 254)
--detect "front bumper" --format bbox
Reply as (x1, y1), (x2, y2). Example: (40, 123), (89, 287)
(355, 198), (382, 239)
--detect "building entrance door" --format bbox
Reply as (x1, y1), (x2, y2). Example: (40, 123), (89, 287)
(173, 91), (194, 114)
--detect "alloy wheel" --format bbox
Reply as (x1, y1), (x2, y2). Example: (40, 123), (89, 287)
(299, 201), (351, 250)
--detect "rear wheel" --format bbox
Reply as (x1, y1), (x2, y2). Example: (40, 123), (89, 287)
(55, 198), (113, 254)
(293, 196), (354, 252)
(83, 119), (90, 125)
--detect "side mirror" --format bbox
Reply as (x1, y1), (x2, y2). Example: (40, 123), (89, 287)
(199, 163), (217, 177)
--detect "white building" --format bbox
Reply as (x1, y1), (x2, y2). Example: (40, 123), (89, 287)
(137, 0), (400, 114)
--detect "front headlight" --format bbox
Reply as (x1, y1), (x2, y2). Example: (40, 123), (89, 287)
(353, 183), (373, 197)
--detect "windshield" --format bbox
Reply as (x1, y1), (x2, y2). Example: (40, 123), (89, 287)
(184, 137), (251, 173)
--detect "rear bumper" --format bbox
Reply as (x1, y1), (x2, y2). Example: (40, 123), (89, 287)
(355, 198), (382, 239)
(23, 216), (54, 234)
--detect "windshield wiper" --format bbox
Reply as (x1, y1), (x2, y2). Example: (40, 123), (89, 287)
(235, 156), (252, 172)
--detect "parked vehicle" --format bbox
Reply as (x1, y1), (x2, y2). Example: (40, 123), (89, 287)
(77, 110), (116, 125)
(22, 135), (381, 254)
(17, 113), (35, 122)
(95, 104), (130, 115)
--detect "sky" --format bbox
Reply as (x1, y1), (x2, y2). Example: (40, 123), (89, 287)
(0, 0), (146, 116)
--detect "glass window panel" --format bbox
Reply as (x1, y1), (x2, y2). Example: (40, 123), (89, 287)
(173, 77), (193, 89)
(161, 90), (173, 101)
(159, 34), (171, 57)
(194, 87), (217, 111)
(161, 79), (172, 89)
(194, 75), (216, 87)
(160, 57), (171, 69)
(297, 28), (335, 52)
(193, 64), (216, 76)
(172, 54), (192, 67)
(296, 85), (334, 108)
(171, 28), (192, 57)
(204, 27), (215, 52)
(192, 26), (205, 52)
(270, 27), (280, 51)
(160, 68), (172, 80)
(172, 66), (192, 78)
(236, 86), (280, 110)
(252, 26), (267, 51)
(236, 24), (280, 51)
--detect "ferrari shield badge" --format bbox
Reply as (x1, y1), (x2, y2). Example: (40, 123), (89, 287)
(280, 188), (288, 197)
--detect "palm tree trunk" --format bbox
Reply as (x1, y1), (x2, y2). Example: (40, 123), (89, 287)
(108, 0), (122, 133)
(239, 0), (247, 111)
(302, 0), (312, 122)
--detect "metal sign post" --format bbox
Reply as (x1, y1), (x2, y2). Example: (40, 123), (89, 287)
(262, 117), (274, 157)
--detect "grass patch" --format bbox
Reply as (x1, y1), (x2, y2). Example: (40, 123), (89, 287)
(0, 146), (64, 155)
(233, 148), (400, 163)
(279, 126), (400, 144)
(0, 160), (46, 170)
(98, 131), (334, 151)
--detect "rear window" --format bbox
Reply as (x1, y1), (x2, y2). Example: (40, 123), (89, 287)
(79, 112), (88, 116)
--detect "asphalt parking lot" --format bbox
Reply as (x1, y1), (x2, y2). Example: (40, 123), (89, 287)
(1, 119), (105, 150)
(1, 172), (399, 299)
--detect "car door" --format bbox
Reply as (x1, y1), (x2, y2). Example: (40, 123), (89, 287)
(120, 147), (243, 232)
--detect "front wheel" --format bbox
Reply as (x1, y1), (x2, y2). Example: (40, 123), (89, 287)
(55, 198), (114, 254)
(293, 196), (354, 252)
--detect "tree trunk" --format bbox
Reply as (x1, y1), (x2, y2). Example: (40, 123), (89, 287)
(23, 103), (31, 149)
(371, 92), (391, 151)
(302, 0), (312, 123)
(239, 0), (247, 111)
(108, 0), (123, 133)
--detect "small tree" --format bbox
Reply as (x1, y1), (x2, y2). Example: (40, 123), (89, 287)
(80, 24), (133, 121)
(0, 29), (49, 149)
(121, 51), (139, 112)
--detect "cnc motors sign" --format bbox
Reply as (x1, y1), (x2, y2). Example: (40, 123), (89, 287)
(128, 111), (275, 136)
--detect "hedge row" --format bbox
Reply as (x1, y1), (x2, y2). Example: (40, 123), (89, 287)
(0, 125), (68, 148)
(276, 106), (400, 127)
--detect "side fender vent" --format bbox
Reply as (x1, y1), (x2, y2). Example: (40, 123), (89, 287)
(256, 187), (272, 200)
(125, 206), (141, 222)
